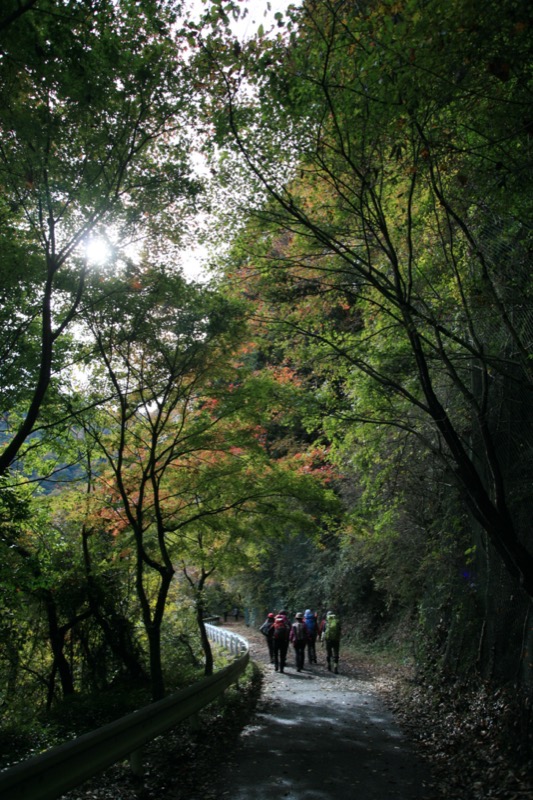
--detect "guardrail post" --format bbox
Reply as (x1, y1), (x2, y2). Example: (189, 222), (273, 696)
(129, 748), (143, 776)
(189, 712), (201, 732)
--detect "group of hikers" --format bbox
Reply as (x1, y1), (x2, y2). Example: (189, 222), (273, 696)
(259, 609), (342, 675)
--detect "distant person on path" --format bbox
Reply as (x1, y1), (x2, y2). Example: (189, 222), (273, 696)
(290, 611), (308, 672)
(321, 610), (341, 674)
(259, 612), (276, 663)
(272, 611), (291, 673)
(303, 608), (318, 664)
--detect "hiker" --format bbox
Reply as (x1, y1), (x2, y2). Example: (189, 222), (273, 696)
(303, 608), (318, 664)
(272, 611), (291, 673)
(290, 611), (308, 672)
(320, 610), (341, 674)
(259, 612), (276, 663)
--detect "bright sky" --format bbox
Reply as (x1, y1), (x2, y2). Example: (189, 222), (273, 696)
(85, 2), (299, 283)
(180, 0), (299, 282)
(188, 0), (296, 40)
(233, 0), (296, 39)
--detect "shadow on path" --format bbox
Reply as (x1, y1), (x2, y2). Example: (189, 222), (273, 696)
(216, 624), (435, 800)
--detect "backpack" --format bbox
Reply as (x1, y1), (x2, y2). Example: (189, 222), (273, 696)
(273, 615), (289, 639)
(292, 621), (306, 642)
(259, 619), (273, 636)
(325, 616), (340, 641)
(304, 612), (316, 635)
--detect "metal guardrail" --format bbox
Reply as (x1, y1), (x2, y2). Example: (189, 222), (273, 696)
(0, 624), (249, 800)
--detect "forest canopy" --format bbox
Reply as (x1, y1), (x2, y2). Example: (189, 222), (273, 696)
(0, 0), (532, 762)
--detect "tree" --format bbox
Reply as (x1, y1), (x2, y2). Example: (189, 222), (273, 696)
(76, 261), (336, 688)
(176, 438), (332, 672)
(54, 436), (149, 688)
(0, 0), (200, 476)
(199, 0), (533, 603)
(77, 266), (293, 692)
(0, 475), (95, 708)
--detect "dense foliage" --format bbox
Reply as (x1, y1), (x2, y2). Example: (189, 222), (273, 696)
(199, 0), (533, 693)
(0, 0), (532, 776)
(0, 0), (333, 728)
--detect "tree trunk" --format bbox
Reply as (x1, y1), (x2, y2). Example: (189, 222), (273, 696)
(146, 623), (165, 701)
(82, 527), (148, 683)
(197, 609), (214, 677)
(141, 567), (174, 701)
(405, 314), (533, 598)
(44, 593), (75, 697)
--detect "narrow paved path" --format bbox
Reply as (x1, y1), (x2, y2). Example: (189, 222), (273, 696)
(215, 622), (435, 800)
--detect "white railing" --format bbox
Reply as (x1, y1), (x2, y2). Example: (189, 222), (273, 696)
(205, 622), (248, 656)
(0, 625), (249, 800)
